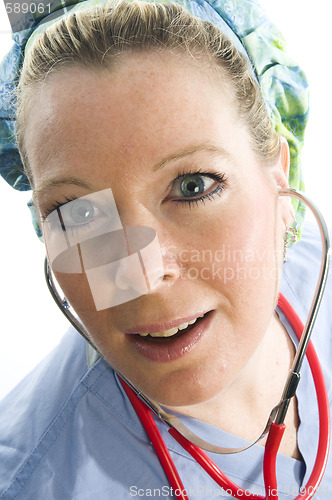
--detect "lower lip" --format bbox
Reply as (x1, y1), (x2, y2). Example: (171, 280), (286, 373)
(126, 311), (214, 362)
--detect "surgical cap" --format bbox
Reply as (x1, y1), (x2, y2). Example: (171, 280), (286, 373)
(0, 0), (309, 235)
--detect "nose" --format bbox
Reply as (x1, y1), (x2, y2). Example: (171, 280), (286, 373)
(114, 227), (182, 294)
(83, 224), (182, 311)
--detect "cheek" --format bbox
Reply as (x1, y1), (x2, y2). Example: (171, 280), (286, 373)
(178, 191), (281, 297)
(53, 272), (126, 366)
(53, 273), (95, 313)
(52, 272), (107, 338)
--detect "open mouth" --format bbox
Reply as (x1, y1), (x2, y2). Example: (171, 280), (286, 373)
(127, 310), (214, 362)
(135, 312), (210, 342)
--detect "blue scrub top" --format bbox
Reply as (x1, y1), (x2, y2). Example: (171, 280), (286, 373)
(0, 222), (331, 499)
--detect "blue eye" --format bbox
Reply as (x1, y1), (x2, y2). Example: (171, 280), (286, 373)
(64, 199), (96, 224)
(179, 175), (206, 197)
(169, 171), (227, 206)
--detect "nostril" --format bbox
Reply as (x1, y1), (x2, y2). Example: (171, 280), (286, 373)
(159, 248), (182, 282)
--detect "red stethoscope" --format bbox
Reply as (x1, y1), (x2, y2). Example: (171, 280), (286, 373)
(45, 188), (331, 499)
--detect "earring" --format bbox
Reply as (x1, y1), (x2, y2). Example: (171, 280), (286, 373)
(283, 223), (299, 263)
(62, 298), (70, 310)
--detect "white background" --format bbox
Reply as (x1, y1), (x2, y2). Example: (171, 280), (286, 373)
(0, 0), (331, 399)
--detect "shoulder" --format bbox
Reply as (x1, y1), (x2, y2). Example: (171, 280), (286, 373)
(0, 330), (87, 495)
(0, 329), (155, 499)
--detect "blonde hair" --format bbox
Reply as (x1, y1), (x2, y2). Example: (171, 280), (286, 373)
(16, 0), (280, 186)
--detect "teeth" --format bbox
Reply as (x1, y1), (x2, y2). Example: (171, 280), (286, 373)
(138, 314), (204, 338)
(151, 327), (179, 338)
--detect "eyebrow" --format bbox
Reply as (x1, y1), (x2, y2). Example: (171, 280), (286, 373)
(34, 177), (93, 195)
(153, 143), (231, 171)
(34, 143), (230, 194)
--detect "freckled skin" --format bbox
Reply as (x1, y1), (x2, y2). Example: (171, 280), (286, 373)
(27, 51), (297, 453)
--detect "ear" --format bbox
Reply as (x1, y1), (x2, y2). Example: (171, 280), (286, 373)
(272, 136), (290, 188)
(272, 137), (295, 225)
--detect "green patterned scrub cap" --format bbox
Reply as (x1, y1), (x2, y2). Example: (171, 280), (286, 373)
(0, 0), (308, 236)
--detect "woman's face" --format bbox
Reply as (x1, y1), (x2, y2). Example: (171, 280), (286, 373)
(26, 51), (290, 407)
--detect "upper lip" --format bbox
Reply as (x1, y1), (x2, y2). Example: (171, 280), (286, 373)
(125, 310), (210, 334)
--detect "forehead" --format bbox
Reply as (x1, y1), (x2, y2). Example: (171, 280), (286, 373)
(24, 50), (244, 190)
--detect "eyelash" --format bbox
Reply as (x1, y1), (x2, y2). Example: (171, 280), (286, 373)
(170, 169), (228, 208)
(40, 196), (78, 221)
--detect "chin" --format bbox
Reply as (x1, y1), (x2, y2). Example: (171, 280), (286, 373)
(132, 370), (225, 410)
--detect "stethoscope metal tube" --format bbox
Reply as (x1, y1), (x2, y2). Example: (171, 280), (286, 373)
(276, 189), (330, 426)
(44, 258), (101, 352)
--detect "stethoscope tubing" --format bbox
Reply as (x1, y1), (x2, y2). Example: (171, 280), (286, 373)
(120, 293), (330, 500)
(120, 378), (190, 500)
